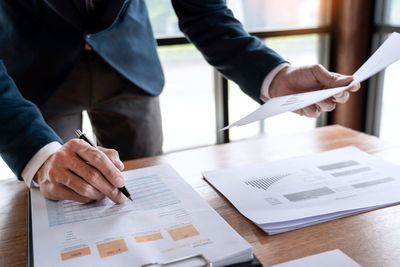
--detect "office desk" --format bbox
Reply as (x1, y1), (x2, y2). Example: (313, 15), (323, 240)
(1, 125), (400, 266)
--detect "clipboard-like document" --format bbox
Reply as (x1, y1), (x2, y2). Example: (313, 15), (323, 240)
(31, 164), (253, 266)
(203, 147), (400, 234)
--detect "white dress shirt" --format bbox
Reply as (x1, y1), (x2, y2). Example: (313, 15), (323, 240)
(21, 141), (62, 188)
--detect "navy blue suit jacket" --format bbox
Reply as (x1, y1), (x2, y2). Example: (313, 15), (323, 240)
(0, 0), (286, 179)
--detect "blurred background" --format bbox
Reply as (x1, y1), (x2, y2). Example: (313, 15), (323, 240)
(1, 0), (399, 180)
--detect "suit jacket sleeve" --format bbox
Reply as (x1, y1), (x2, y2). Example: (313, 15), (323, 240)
(0, 60), (62, 180)
(171, 0), (288, 103)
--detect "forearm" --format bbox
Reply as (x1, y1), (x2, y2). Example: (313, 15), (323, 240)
(0, 61), (62, 179)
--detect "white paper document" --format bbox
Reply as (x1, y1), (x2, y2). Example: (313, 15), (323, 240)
(31, 164), (253, 266)
(271, 250), (361, 267)
(203, 146), (400, 234)
(222, 32), (400, 130)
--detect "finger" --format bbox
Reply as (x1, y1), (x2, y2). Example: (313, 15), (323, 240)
(333, 91), (350, 103)
(348, 83), (361, 92)
(41, 183), (92, 203)
(98, 147), (124, 171)
(54, 169), (105, 200)
(293, 109), (305, 116)
(68, 156), (125, 204)
(69, 139), (125, 188)
(315, 99), (336, 112)
(302, 105), (321, 117)
(311, 64), (354, 88)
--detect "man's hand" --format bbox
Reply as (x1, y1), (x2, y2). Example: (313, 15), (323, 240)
(34, 139), (126, 204)
(269, 64), (361, 117)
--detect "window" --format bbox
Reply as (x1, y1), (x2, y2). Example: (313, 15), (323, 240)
(227, 0), (327, 31)
(379, 58), (400, 144)
(157, 45), (216, 152)
(384, 0), (400, 26)
(366, 1), (400, 144)
(148, 0), (331, 150)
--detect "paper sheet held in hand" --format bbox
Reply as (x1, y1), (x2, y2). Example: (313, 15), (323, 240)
(221, 32), (400, 130)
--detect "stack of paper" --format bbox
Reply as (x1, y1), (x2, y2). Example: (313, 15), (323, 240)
(203, 147), (400, 234)
(31, 164), (253, 266)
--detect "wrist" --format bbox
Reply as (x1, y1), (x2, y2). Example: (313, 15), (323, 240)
(269, 65), (290, 98)
(260, 63), (290, 102)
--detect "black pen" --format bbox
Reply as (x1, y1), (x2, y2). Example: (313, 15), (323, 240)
(75, 129), (133, 202)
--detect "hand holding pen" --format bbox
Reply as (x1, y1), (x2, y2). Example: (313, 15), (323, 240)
(75, 130), (133, 201)
(33, 130), (132, 204)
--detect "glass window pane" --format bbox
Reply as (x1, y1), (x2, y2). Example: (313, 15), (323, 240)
(384, 0), (400, 25)
(147, 0), (182, 38)
(379, 59), (400, 144)
(148, 0), (330, 38)
(227, 0), (329, 32)
(158, 45), (216, 152)
(229, 34), (320, 141)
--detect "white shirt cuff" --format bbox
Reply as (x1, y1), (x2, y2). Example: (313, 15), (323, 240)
(21, 142), (62, 188)
(260, 63), (290, 102)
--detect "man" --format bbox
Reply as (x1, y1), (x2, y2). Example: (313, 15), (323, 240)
(0, 0), (359, 204)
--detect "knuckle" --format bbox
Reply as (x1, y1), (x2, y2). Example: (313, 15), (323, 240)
(81, 184), (93, 196)
(104, 187), (114, 196)
(105, 187), (118, 198)
(52, 151), (66, 162)
(110, 149), (119, 157)
(62, 176), (72, 187)
(68, 138), (83, 147)
(104, 169), (116, 181)
(47, 167), (59, 179)
(92, 153), (104, 164)
(313, 64), (323, 71)
(86, 169), (100, 184)
(110, 188), (120, 198)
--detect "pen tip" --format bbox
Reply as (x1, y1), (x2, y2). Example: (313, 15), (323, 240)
(128, 196), (133, 202)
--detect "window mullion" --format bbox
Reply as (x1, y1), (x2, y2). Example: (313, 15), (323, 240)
(213, 70), (230, 144)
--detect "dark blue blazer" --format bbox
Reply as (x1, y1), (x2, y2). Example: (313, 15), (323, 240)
(0, 0), (286, 179)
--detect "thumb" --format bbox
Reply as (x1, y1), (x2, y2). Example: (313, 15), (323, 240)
(312, 64), (354, 88)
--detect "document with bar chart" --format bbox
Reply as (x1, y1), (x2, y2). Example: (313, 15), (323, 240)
(30, 164), (253, 267)
(203, 146), (400, 234)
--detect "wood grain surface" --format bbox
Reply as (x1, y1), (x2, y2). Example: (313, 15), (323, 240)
(1, 125), (400, 266)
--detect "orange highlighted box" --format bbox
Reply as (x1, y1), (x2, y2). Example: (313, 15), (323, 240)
(61, 247), (91, 261)
(135, 232), (163, 243)
(168, 224), (200, 241)
(96, 239), (128, 258)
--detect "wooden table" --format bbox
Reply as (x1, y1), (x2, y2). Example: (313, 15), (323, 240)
(2, 125), (400, 266)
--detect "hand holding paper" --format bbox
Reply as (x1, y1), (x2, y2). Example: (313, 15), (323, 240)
(222, 32), (400, 130)
(269, 64), (359, 117)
